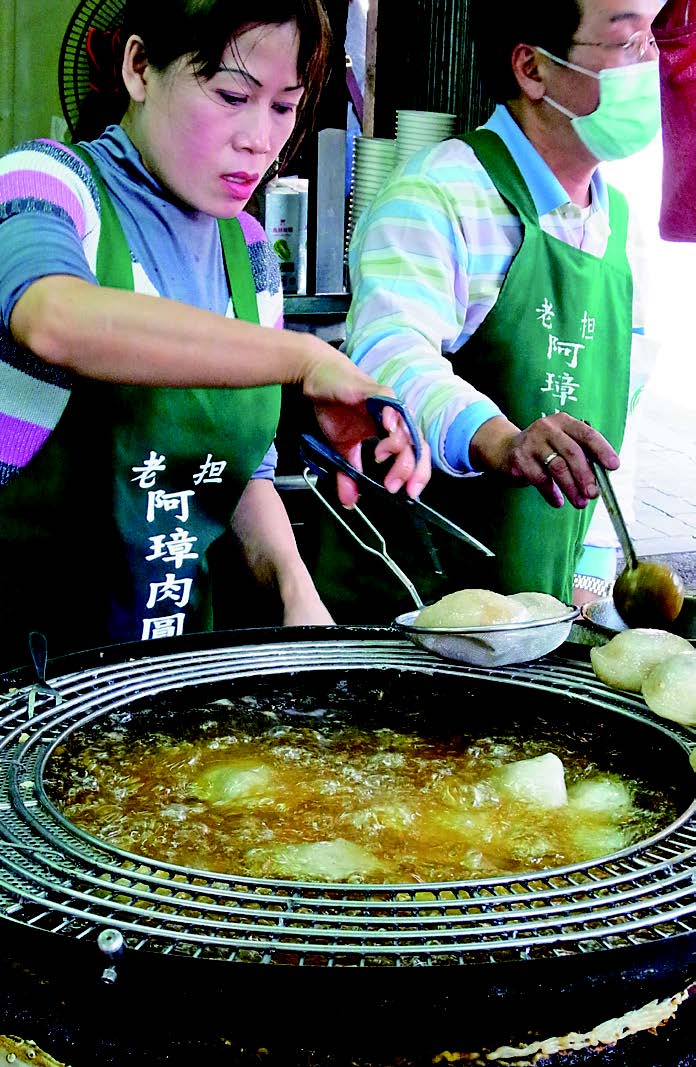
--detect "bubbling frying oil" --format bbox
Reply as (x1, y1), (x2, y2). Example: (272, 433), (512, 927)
(45, 713), (674, 884)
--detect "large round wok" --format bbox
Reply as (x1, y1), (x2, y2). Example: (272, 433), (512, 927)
(0, 626), (695, 1059)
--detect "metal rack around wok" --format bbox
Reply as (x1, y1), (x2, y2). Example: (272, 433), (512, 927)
(1, 637), (695, 975)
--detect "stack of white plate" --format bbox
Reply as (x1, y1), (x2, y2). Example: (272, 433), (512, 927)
(395, 109), (458, 167)
(345, 136), (397, 254)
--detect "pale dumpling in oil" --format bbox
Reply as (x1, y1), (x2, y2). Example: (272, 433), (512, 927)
(495, 752), (567, 809)
(191, 758), (277, 808)
(346, 800), (416, 833)
(245, 838), (384, 882)
(416, 588), (531, 628)
(566, 775), (633, 816)
(568, 824), (628, 860)
(566, 776), (634, 858)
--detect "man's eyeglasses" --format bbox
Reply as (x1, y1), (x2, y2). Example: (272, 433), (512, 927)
(570, 29), (658, 62)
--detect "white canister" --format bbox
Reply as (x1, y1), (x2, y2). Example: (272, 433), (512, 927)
(263, 179), (307, 294)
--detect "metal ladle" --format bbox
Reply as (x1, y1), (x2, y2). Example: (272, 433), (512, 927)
(591, 460), (685, 629)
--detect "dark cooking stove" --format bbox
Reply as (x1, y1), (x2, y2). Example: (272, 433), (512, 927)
(0, 626), (695, 1066)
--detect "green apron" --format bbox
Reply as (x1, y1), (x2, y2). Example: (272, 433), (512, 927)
(0, 148), (280, 665)
(422, 130), (631, 603)
(312, 129), (632, 620)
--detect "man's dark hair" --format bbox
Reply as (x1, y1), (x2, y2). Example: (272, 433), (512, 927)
(470, 0), (583, 102)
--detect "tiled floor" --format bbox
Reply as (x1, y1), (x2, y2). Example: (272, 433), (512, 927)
(631, 366), (696, 559)
(602, 142), (696, 564)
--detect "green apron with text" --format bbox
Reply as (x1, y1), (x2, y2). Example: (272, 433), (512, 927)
(311, 129), (631, 621)
(0, 147), (280, 664)
(421, 130), (632, 603)
(75, 147), (281, 641)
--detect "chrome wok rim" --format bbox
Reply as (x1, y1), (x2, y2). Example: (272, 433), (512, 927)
(1, 637), (695, 970)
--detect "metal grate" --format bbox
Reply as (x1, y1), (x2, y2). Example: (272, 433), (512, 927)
(0, 639), (695, 970)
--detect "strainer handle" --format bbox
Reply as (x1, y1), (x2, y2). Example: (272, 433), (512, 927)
(301, 467), (424, 609)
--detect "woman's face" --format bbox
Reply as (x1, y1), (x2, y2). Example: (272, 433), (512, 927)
(127, 21), (304, 216)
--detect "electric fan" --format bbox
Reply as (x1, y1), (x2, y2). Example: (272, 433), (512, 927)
(58, 0), (125, 138)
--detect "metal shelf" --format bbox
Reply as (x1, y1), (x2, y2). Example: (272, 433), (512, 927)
(283, 293), (351, 321)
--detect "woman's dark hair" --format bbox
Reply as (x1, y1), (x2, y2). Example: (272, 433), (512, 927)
(72, 0), (332, 154)
(470, 0), (583, 102)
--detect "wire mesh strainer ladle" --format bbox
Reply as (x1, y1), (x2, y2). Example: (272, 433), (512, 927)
(299, 468), (578, 666)
(299, 408), (583, 666)
(299, 396), (493, 610)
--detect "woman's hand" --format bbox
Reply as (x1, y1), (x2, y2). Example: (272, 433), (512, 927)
(470, 413), (620, 509)
(281, 590), (334, 626)
(230, 480), (335, 626)
(16, 279), (429, 512)
(301, 345), (431, 508)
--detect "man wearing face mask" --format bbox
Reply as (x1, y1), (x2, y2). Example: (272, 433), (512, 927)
(328, 0), (662, 617)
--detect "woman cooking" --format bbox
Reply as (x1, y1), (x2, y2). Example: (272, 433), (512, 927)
(0, 0), (429, 672)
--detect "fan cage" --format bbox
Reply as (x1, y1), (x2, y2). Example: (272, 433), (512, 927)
(58, 0), (126, 137)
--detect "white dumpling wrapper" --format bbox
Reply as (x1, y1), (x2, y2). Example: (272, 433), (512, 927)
(590, 628), (693, 693)
(566, 776), (633, 817)
(416, 588), (531, 628)
(642, 650), (696, 726)
(496, 752), (567, 808)
(191, 759), (275, 807)
(508, 591), (568, 619)
(247, 839), (384, 882)
(570, 825), (628, 858)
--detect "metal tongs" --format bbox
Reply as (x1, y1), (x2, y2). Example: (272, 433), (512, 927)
(300, 395), (494, 607)
(26, 631), (63, 718)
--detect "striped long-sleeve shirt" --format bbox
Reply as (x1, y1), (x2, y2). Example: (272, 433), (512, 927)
(345, 105), (657, 571)
(0, 125), (284, 485)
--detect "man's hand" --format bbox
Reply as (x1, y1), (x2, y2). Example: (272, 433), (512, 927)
(470, 413), (620, 508)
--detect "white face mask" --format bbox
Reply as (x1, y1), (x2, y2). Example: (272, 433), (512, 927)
(537, 47), (661, 161)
